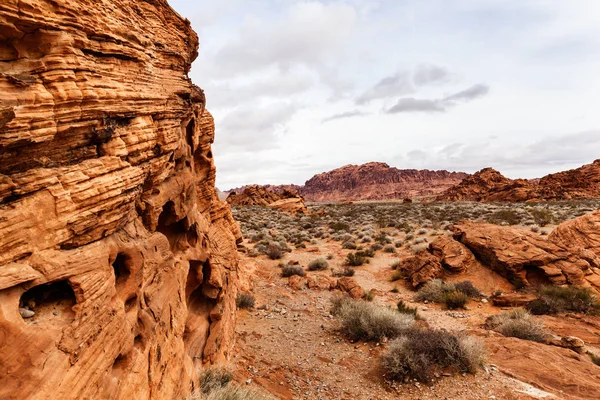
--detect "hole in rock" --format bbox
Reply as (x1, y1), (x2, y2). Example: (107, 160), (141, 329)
(157, 201), (192, 248)
(19, 280), (76, 325)
(206, 151), (213, 159)
(113, 253), (132, 286)
(186, 224), (199, 247)
(112, 353), (129, 370)
(125, 295), (138, 312)
(525, 266), (553, 288)
(186, 118), (195, 151)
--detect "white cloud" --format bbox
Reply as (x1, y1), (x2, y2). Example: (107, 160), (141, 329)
(167, 0), (600, 188)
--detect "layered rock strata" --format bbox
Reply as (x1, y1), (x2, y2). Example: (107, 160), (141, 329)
(0, 1), (241, 399)
(398, 211), (600, 292)
(226, 162), (468, 202)
(437, 160), (600, 202)
(226, 186), (308, 214)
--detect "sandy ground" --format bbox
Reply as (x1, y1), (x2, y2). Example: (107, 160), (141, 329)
(225, 237), (600, 400)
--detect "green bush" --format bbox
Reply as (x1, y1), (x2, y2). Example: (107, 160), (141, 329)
(381, 330), (486, 383)
(454, 281), (481, 298)
(530, 209), (555, 227)
(442, 290), (469, 309)
(527, 285), (600, 315)
(415, 279), (456, 303)
(397, 301), (418, 318)
(308, 258), (329, 271)
(346, 252), (365, 267)
(330, 296), (415, 341)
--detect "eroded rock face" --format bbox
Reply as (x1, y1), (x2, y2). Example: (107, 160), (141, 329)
(301, 162), (468, 202)
(398, 212), (600, 292)
(0, 1), (240, 399)
(227, 186), (308, 214)
(437, 160), (600, 202)
(225, 162), (468, 202)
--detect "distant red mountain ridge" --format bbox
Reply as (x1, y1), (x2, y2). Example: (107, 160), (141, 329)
(225, 162), (468, 202)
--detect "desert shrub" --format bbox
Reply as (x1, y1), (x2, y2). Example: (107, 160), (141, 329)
(530, 225), (540, 233)
(308, 258), (329, 271)
(590, 353), (600, 367)
(357, 248), (375, 258)
(397, 301), (418, 318)
(390, 260), (401, 269)
(190, 368), (274, 400)
(486, 209), (522, 226)
(527, 285), (600, 315)
(342, 240), (357, 250)
(236, 293), (255, 310)
(330, 221), (350, 232)
(390, 270), (404, 282)
(265, 244), (283, 259)
(381, 330), (486, 382)
(340, 267), (355, 277)
(346, 252), (365, 267)
(530, 209), (555, 227)
(281, 265), (305, 278)
(442, 290), (469, 309)
(394, 240), (403, 248)
(405, 234), (415, 241)
(197, 368), (233, 394)
(484, 309), (548, 342)
(326, 254), (334, 260)
(383, 244), (397, 253)
(454, 281), (481, 298)
(370, 243), (383, 251)
(330, 297), (415, 341)
(417, 229), (427, 235)
(415, 279), (456, 303)
(365, 289), (376, 301)
(361, 236), (372, 243)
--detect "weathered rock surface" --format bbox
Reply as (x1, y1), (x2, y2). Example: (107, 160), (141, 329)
(0, 1), (240, 399)
(227, 186), (308, 214)
(336, 277), (365, 299)
(438, 160), (600, 202)
(453, 221), (597, 289)
(226, 162), (468, 202)
(397, 251), (444, 288)
(485, 336), (600, 399)
(399, 212), (600, 293)
(301, 162), (468, 202)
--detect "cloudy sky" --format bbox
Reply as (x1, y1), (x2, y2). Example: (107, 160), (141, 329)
(170, 0), (600, 190)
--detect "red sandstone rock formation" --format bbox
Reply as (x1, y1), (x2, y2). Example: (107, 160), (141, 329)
(437, 160), (600, 202)
(226, 186), (308, 214)
(301, 162), (468, 202)
(225, 162), (468, 202)
(0, 1), (241, 399)
(398, 211), (600, 292)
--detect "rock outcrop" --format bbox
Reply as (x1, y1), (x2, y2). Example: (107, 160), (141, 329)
(437, 160), (600, 202)
(398, 211), (600, 292)
(0, 2), (241, 399)
(227, 186), (308, 214)
(226, 162), (468, 202)
(300, 162), (468, 202)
